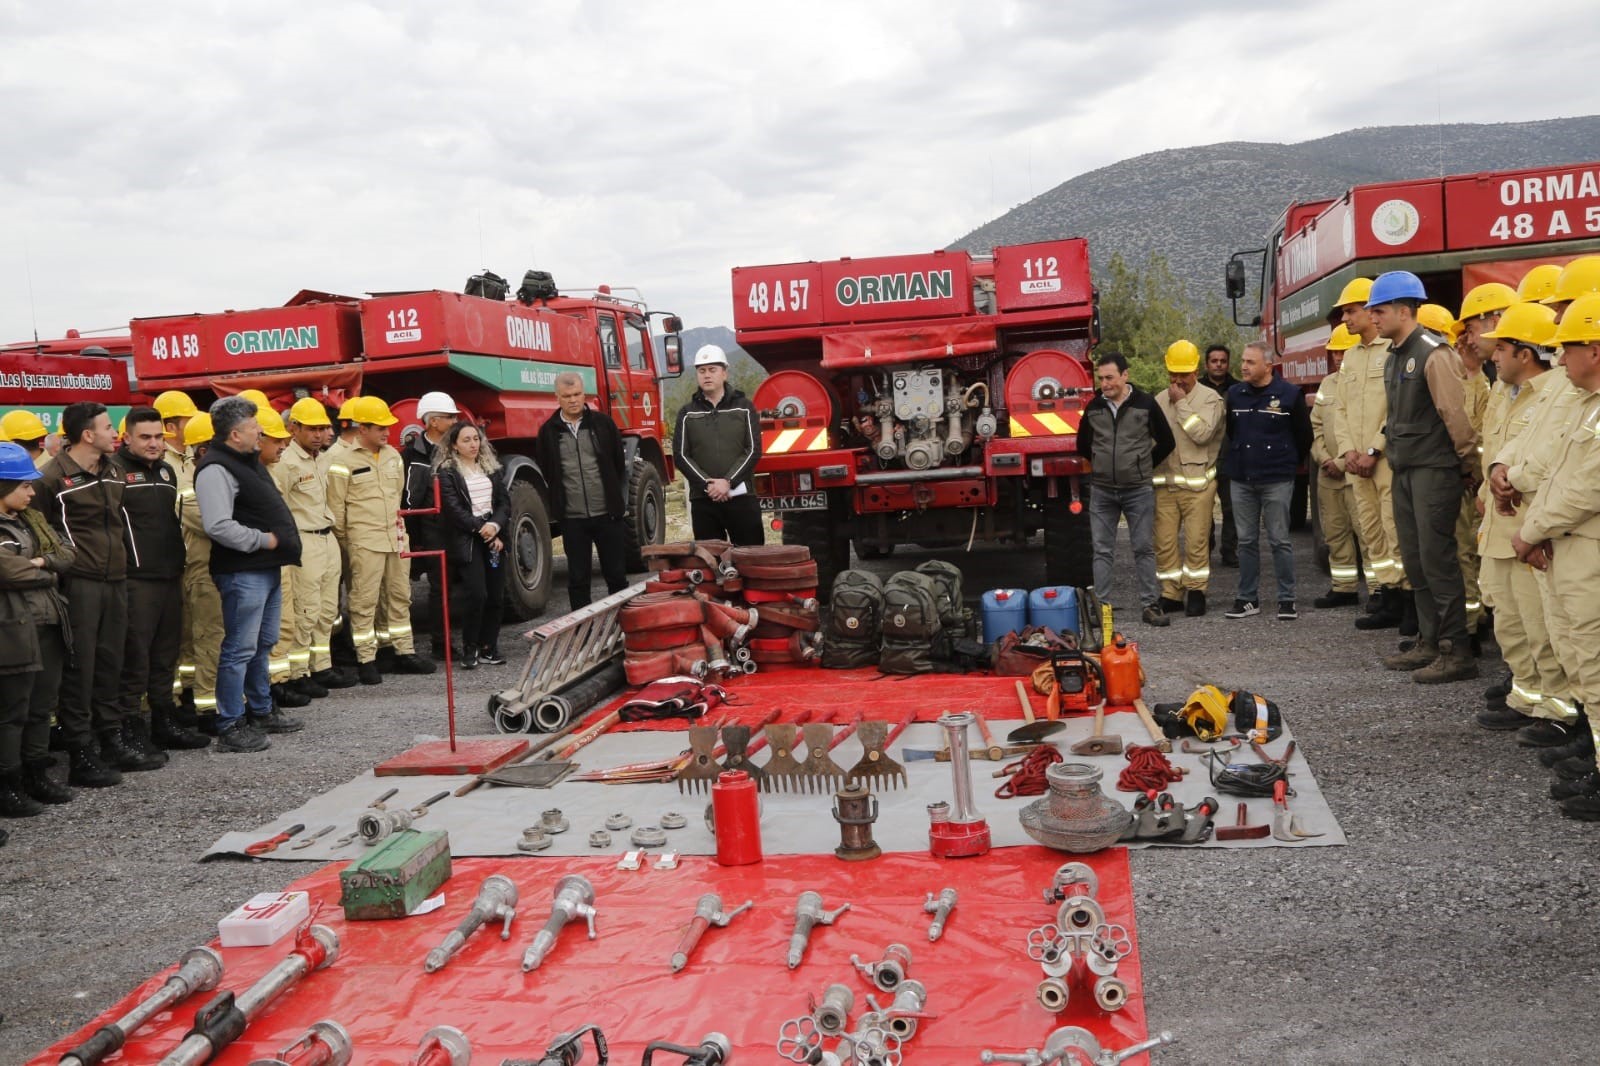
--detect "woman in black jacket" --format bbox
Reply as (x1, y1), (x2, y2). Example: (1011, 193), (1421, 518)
(433, 422), (510, 668)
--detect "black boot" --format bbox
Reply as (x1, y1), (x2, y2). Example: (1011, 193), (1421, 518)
(311, 667), (358, 690)
(1398, 595), (1419, 637)
(0, 770), (44, 817)
(67, 744), (122, 788)
(121, 719), (171, 765)
(1355, 587), (1402, 630)
(151, 703), (210, 750)
(1538, 729), (1594, 768)
(271, 682), (312, 709)
(100, 729), (166, 773)
(290, 675), (329, 700)
(22, 759), (73, 804)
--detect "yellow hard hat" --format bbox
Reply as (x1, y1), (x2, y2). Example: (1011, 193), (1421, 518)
(1546, 256), (1600, 305)
(1516, 264), (1563, 303)
(337, 397), (361, 420)
(1334, 277), (1374, 308)
(1418, 304), (1459, 338)
(1457, 283), (1517, 323)
(1164, 340), (1201, 374)
(152, 390), (200, 420)
(348, 395), (398, 426)
(256, 406), (291, 439)
(288, 397), (332, 427)
(0, 410), (49, 443)
(184, 412), (215, 447)
(1483, 301), (1557, 348)
(117, 415), (126, 437)
(1327, 324), (1358, 351)
(237, 389), (273, 413)
(1553, 292), (1600, 346)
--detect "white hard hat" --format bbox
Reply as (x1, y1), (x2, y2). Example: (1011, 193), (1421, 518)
(416, 391), (459, 419)
(693, 344), (729, 367)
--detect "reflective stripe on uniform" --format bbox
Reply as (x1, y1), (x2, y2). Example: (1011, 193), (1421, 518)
(1156, 567), (1183, 582)
(387, 623), (412, 637)
(194, 695), (218, 710)
(1182, 565), (1210, 582)
(326, 464), (351, 478)
(1329, 565), (1361, 581)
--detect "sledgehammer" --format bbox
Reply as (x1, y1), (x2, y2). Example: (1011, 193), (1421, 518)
(1214, 802), (1269, 842)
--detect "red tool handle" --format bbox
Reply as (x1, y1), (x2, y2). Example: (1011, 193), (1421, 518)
(883, 707), (918, 750)
(747, 708), (807, 757)
(1273, 779), (1288, 807)
(828, 713), (865, 752)
(246, 823), (305, 856)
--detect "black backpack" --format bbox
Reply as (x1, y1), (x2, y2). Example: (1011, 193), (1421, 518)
(915, 559), (973, 641)
(823, 570), (884, 669)
(880, 570), (943, 675)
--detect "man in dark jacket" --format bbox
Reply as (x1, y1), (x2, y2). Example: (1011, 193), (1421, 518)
(112, 407), (207, 754)
(673, 344), (763, 546)
(195, 397), (304, 753)
(1223, 342), (1313, 621)
(36, 401), (161, 785)
(402, 391), (458, 658)
(537, 372), (630, 609)
(1078, 352), (1176, 626)
(1202, 343), (1240, 565)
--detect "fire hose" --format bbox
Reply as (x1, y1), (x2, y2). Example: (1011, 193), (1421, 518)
(156, 925), (339, 1066)
(60, 946), (224, 1066)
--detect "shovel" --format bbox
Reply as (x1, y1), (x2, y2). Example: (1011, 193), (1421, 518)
(1271, 779), (1324, 841)
(1070, 700), (1124, 757)
(1008, 680), (1065, 744)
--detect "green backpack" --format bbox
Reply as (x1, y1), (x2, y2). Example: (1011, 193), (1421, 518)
(915, 559), (974, 640)
(824, 569), (885, 669)
(880, 570), (944, 675)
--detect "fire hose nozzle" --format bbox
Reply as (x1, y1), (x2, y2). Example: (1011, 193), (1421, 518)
(424, 874), (519, 974)
(670, 893), (754, 972)
(521, 875), (597, 973)
(786, 891), (850, 970)
(246, 1019), (352, 1066)
(62, 946), (225, 1066)
(410, 1025), (470, 1066)
(923, 888), (958, 941)
(850, 942), (912, 993)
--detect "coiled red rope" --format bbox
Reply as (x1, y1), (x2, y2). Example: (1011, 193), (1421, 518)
(1116, 744), (1186, 792)
(995, 746), (1064, 798)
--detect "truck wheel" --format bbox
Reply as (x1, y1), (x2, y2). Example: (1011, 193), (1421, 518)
(854, 539), (892, 560)
(1043, 487), (1095, 590)
(505, 481), (553, 620)
(780, 495), (851, 601)
(623, 460), (666, 572)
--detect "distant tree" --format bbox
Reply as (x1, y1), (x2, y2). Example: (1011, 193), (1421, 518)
(1095, 252), (1254, 392)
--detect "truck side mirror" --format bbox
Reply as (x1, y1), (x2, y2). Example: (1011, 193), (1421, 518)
(662, 315), (683, 335)
(663, 334), (683, 377)
(1225, 259), (1247, 300)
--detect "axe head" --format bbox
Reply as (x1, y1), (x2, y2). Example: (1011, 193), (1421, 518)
(1070, 734), (1124, 756)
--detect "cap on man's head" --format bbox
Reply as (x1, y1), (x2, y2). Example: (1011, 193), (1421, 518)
(416, 391), (459, 419)
(693, 344), (728, 368)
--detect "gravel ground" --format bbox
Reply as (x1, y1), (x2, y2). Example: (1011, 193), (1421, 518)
(4, 523), (1600, 1064)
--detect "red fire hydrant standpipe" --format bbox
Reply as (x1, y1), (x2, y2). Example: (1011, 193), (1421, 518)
(399, 479), (456, 752)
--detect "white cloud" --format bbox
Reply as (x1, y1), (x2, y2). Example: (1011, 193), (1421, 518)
(2, 0), (1598, 349)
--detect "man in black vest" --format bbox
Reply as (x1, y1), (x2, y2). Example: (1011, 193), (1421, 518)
(1202, 343), (1240, 566)
(195, 397), (304, 753)
(1368, 271), (1479, 684)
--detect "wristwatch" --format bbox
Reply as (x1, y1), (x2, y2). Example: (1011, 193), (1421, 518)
(1366, 448), (1382, 458)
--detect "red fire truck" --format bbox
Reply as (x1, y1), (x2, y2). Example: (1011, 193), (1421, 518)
(732, 239), (1099, 591)
(1226, 158), (1600, 386)
(126, 275), (684, 618)
(0, 330), (139, 437)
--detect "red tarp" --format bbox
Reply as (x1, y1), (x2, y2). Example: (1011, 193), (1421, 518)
(820, 321), (998, 368)
(608, 666), (1091, 732)
(33, 849), (1149, 1064)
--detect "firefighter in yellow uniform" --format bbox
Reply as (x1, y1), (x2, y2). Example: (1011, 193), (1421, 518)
(1451, 285), (1517, 637)
(1309, 325), (1362, 608)
(1512, 292), (1600, 819)
(324, 395), (436, 685)
(274, 398), (354, 696)
(1152, 340), (1225, 617)
(1474, 301), (1570, 736)
(1334, 277), (1407, 631)
(177, 413), (224, 731)
(153, 391), (200, 703)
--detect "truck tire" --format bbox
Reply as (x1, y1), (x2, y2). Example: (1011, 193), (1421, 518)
(504, 481), (554, 620)
(780, 494), (850, 601)
(623, 460), (666, 572)
(854, 538), (893, 560)
(1043, 488), (1095, 590)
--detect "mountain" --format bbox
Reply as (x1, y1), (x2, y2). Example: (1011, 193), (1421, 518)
(950, 115), (1600, 303)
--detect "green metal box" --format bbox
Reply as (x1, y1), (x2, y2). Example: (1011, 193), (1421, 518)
(338, 829), (452, 920)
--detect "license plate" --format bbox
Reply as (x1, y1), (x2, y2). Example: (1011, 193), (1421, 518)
(761, 492), (826, 511)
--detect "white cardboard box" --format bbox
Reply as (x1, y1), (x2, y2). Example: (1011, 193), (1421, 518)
(217, 891), (310, 947)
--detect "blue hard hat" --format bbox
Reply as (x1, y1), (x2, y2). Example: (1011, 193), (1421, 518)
(0, 441), (41, 481)
(1366, 271), (1427, 307)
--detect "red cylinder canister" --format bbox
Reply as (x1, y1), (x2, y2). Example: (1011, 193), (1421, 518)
(1099, 635), (1142, 706)
(712, 770), (763, 866)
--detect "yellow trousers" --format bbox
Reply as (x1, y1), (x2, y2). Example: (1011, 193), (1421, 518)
(1481, 554), (1573, 722)
(348, 545), (414, 661)
(1545, 539), (1600, 757)
(1154, 483), (1217, 600)
(182, 562), (222, 713)
(1317, 475), (1360, 592)
(1348, 461), (1406, 590)
(1455, 494), (1483, 630)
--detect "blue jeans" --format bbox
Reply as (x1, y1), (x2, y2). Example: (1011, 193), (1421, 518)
(1232, 480), (1295, 605)
(215, 570), (282, 729)
(1089, 483), (1159, 609)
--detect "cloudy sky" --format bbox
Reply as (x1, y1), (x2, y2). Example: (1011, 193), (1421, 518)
(5, 0), (1600, 345)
